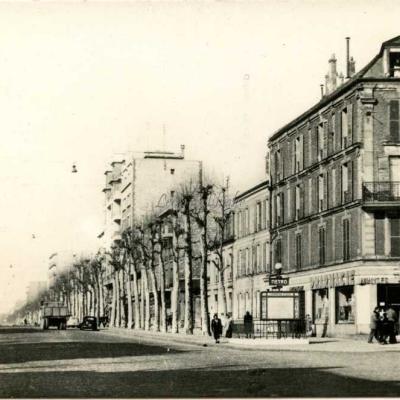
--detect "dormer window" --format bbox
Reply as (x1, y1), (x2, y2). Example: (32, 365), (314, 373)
(389, 51), (400, 77)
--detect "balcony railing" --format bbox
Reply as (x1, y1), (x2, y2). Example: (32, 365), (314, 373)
(363, 181), (400, 202)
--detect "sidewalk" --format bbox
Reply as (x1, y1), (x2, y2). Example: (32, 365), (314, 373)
(101, 327), (400, 353)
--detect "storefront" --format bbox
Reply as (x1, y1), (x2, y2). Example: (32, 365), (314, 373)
(283, 263), (400, 336)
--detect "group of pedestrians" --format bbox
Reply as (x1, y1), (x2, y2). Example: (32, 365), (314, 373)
(368, 304), (398, 345)
(211, 313), (234, 343)
(211, 311), (254, 343)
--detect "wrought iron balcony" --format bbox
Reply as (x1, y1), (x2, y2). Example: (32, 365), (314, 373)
(362, 182), (400, 208)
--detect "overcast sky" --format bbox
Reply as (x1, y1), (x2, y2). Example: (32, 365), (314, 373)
(1, 0), (399, 314)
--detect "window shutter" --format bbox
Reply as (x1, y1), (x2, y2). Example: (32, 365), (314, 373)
(347, 102), (353, 146)
(300, 184), (304, 218)
(325, 170), (329, 210)
(323, 121), (328, 158)
(281, 192), (285, 224)
(389, 100), (399, 142)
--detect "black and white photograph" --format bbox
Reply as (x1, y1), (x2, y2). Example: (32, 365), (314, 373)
(1, 0), (400, 398)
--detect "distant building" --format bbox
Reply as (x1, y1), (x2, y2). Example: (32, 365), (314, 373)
(268, 36), (400, 336)
(101, 145), (202, 320)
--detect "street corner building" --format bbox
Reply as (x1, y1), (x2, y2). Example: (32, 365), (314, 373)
(267, 36), (400, 337)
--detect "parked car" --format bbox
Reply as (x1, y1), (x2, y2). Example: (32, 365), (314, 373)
(66, 316), (79, 328)
(79, 316), (98, 331)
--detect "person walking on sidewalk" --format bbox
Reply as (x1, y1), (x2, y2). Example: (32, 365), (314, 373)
(386, 305), (398, 344)
(244, 311), (253, 338)
(368, 307), (380, 343)
(211, 314), (222, 344)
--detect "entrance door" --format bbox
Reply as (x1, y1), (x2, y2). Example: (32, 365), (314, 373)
(389, 157), (400, 199)
(377, 284), (400, 315)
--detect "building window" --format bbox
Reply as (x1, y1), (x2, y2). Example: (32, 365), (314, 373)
(318, 123), (324, 161)
(390, 215), (400, 257)
(331, 168), (336, 206)
(389, 51), (400, 77)
(274, 149), (281, 181)
(341, 108), (349, 148)
(313, 289), (329, 322)
(318, 174), (324, 212)
(336, 286), (355, 323)
(389, 100), (400, 142)
(277, 194), (282, 226)
(330, 113), (336, 153)
(319, 226), (326, 265)
(245, 248), (250, 274)
(263, 242), (268, 272)
(256, 244), (261, 272)
(255, 202), (262, 232)
(343, 219), (350, 261)
(275, 238), (282, 264)
(295, 233), (302, 269)
(245, 208), (249, 235)
(308, 177), (313, 215)
(295, 136), (302, 172)
(342, 163), (349, 203)
(295, 185), (301, 220)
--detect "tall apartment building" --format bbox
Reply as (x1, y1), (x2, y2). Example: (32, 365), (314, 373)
(268, 36), (400, 336)
(101, 146), (202, 317)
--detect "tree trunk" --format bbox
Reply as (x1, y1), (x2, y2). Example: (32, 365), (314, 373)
(148, 266), (159, 331)
(119, 269), (126, 327)
(126, 261), (133, 329)
(159, 251), (167, 333)
(218, 268), (228, 316)
(200, 236), (211, 336)
(171, 256), (179, 333)
(183, 251), (193, 334)
(132, 263), (141, 329)
(140, 266), (145, 329)
(143, 267), (151, 330)
(110, 274), (117, 328)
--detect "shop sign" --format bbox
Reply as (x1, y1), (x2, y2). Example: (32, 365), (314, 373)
(269, 276), (289, 286)
(311, 270), (355, 289)
(358, 277), (389, 285)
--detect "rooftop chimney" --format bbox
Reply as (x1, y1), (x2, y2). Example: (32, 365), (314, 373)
(349, 56), (356, 77)
(180, 144), (185, 158)
(346, 37), (350, 79)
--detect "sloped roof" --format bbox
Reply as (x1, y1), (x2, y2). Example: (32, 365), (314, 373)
(268, 35), (400, 144)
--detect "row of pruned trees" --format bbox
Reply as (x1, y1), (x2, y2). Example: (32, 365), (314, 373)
(104, 178), (234, 335)
(11, 178), (234, 335)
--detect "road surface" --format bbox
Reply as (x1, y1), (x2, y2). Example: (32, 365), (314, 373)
(0, 326), (399, 397)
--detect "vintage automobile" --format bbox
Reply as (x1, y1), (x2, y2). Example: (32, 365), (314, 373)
(79, 316), (98, 331)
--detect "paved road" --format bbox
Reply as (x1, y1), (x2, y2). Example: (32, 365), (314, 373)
(0, 326), (399, 398)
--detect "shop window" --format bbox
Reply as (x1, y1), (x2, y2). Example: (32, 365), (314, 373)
(313, 289), (329, 322)
(335, 286), (355, 324)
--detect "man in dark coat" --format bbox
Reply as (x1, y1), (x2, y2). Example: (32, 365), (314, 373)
(368, 307), (380, 343)
(211, 314), (222, 343)
(244, 311), (253, 338)
(386, 305), (398, 344)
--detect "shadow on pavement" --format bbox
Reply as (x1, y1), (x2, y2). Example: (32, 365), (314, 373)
(0, 342), (180, 364)
(0, 366), (399, 398)
(0, 328), (41, 335)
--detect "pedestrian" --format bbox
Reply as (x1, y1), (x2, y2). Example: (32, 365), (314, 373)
(386, 305), (398, 344)
(211, 313), (222, 343)
(224, 313), (233, 338)
(244, 311), (253, 338)
(305, 314), (313, 337)
(368, 307), (380, 343)
(378, 305), (389, 344)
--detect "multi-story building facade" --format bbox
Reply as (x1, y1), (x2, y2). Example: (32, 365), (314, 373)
(232, 180), (269, 321)
(268, 36), (400, 336)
